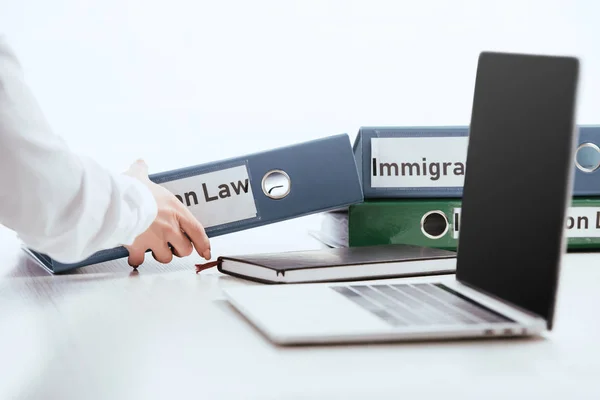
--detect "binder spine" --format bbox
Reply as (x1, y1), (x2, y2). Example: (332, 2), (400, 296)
(347, 199), (600, 251)
(348, 199), (461, 251)
(356, 125), (600, 198)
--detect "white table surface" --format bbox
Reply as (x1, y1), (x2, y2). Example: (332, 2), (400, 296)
(1, 215), (599, 400)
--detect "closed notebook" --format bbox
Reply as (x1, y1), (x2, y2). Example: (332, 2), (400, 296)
(215, 244), (456, 284)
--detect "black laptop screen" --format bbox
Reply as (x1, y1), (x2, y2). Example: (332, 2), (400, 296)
(456, 52), (579, 329)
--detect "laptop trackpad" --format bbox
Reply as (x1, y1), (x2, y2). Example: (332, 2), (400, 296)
(223, 284), (393, 339)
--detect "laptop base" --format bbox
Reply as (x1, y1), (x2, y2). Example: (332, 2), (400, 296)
(222, 277), (547, 346)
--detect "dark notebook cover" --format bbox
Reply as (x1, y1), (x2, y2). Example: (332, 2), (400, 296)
(216, 244), (457, 284)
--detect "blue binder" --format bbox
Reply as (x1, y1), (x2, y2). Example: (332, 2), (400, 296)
(354, 125), (600, 198)
(25, 133), (364, 273)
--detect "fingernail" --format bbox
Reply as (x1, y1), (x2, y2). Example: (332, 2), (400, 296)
(203, 249), (211, 260)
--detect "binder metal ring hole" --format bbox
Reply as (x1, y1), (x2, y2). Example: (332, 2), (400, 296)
(421, 210), (448, 239)
(575, 143), (600, 173)
(262, 169), (291, 199)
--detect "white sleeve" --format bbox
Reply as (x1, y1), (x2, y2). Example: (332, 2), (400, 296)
(0, 37), (158, 263)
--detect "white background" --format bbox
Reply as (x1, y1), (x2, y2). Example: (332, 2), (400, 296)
(0, 0), (598, 175)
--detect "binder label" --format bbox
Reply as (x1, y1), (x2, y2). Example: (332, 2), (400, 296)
(453, 207), (600, 238)
(564, 207), (600, 237)
(371, 137), (468, 188)
(158, 165), (258, 228)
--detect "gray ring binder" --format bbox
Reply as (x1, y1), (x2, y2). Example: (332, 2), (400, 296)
(575, 142), (600, 173)
(261, 169), (292, 199)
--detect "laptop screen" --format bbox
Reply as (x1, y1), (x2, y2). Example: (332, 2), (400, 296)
(456, 52), (579, 329)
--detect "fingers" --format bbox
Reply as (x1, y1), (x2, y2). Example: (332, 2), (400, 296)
(177, 205), (211, 260)
(125, 245), (146, 268)
(166, 226), (194, 258)
(151, 241), (174, 264)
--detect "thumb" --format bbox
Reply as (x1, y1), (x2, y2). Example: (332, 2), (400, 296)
(126, 159), (149, 179)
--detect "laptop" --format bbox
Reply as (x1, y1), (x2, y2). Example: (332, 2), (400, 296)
(222, 51), (580, 345)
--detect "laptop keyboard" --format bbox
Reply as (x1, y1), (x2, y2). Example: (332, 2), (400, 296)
(331, 283), (513, 327)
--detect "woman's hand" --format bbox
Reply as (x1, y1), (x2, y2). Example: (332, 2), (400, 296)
(123, 159), (211, 267)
